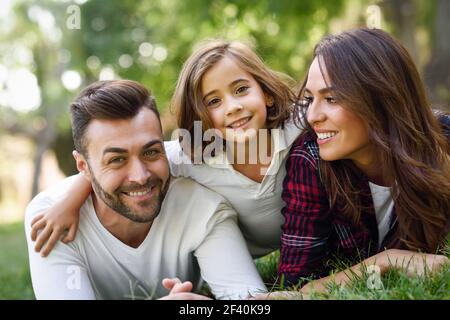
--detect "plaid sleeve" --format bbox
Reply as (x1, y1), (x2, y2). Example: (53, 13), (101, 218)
(278, 136), (332, 287)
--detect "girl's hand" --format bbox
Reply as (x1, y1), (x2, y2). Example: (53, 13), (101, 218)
(378, 249), (449, 276)
(30, 205), (80, 257)
(30, 173), (92, 257)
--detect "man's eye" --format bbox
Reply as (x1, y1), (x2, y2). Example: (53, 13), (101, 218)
(235, 86), (249, 94)
(109, 157), (125, 164)
(143, 149), (159, 157)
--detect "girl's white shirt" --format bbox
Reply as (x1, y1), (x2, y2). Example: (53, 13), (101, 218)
(164, 120), (302, 257)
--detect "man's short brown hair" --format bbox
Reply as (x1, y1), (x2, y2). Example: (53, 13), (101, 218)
(70, 80), (160, 157)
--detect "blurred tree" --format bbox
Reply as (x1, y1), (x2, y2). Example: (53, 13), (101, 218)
(424, 0), (450, 109)
(2, 0), (448, 201)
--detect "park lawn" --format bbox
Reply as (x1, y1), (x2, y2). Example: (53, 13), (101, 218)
(0, 221), (34, 299)
(255, 245), (450, 300)
(0, 220), (448, 300)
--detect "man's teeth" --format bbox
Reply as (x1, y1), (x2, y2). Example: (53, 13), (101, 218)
(127, 189), (152, 197)
(229, 117), (250, 128)
(317, 132), (337, 140)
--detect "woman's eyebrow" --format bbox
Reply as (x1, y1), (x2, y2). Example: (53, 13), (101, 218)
(304, 87), (335, 94)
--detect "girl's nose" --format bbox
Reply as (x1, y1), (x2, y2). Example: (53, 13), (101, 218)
(225, 98), (243, 116)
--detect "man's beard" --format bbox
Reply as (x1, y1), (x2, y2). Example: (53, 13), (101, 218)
(89, 168), (170, 223)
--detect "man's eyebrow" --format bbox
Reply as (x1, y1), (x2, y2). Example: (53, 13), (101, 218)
(142, 140), (163, 150)
(103, 147), (127, 155)
(203, 78), (250, 100)
(304, 87), (335, 95)
(102, 140), (163, 156)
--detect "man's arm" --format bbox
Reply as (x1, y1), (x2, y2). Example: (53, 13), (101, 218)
(24, 189), (96, 299)
(194, 204), (267, 300)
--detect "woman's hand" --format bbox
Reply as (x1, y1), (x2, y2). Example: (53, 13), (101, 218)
(30, 204), (80, 257)
(376, 249), (449, 276)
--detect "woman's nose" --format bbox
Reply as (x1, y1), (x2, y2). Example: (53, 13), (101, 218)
(307, 100), (326, 126)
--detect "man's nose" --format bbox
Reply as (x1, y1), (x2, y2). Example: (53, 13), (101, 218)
(128, 159), (151, 185)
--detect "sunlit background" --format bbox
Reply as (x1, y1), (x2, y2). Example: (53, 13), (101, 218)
(0, 0), (449, 300)
(0, 0), (449, 225)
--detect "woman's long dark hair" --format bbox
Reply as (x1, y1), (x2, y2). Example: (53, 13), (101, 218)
(296, 28), (450, 253)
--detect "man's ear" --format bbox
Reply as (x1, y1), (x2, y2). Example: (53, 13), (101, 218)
(72, 150), (92, 182)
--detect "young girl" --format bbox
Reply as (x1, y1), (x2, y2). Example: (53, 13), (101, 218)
(30, 40), (302, 258)
(278, 28), (449, 294)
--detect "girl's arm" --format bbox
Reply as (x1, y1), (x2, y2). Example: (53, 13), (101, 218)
(30, 173), (92, 257)
(300, 249), (449, 294)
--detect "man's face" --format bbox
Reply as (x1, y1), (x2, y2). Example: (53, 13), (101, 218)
(80, 108), (170, 223)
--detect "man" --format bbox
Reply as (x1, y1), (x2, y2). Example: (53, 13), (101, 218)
(24, 80), (266, 299)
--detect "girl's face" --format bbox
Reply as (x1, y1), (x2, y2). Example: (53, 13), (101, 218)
(304, 57), (373, 166)
(201, 56), (272, 143)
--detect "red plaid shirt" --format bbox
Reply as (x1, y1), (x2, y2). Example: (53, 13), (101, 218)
(278, 133), (398, 286)
(278, 114), (450, 286)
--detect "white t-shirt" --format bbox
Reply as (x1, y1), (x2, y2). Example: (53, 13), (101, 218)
(165, 120), (301, 257)
(369, 182), (395, 249)
(25, 176), (266, 300)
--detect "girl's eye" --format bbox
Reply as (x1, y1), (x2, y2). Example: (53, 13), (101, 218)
(326, 96), (337, 104)
(235, 86), (249, 94)
(207, 98), (221, 107)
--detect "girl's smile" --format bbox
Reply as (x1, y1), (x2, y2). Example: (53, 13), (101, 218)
(201, 56), (272, 143)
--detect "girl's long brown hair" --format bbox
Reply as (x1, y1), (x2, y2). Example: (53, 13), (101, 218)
(170, 40), (295, 158)
(296, 28), (450, 253)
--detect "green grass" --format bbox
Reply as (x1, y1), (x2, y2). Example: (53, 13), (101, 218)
(1, 220), (448, 300)
(255, 246), (450, 300)
(0, 221), (34, 300)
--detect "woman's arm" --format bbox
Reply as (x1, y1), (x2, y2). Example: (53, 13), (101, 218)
(30, 173), (92, 257)
(300, 249), (449, 294)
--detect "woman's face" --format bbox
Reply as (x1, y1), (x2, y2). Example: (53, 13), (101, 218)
(304, 57), (373, 166)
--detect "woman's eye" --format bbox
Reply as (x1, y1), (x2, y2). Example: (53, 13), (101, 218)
(301, 96), (313, 107)
(326, 96), (337, 104)
(235, 86), (249, 94)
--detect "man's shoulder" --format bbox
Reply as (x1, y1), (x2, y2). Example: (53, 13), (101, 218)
(163, 177), (236, 222)
(168, 176), (227, 204)
(25, 175), (80, 222)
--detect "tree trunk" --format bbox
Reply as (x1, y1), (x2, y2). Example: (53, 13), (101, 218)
(31, 123), (56, 197)
(382, 0), (418, 62)
(424, 0), (450, 110)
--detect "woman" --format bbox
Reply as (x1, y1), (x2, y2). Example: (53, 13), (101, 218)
(278, 27), (449, 294)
